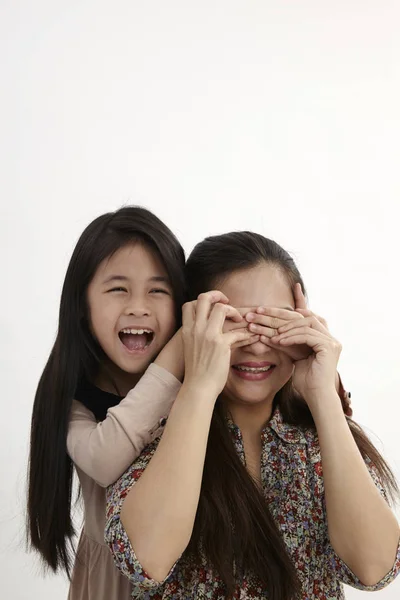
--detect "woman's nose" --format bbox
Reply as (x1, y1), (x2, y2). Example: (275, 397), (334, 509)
(242, 340), (272, 356)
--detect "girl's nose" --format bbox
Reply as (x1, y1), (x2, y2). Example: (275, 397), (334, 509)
(124, 298), (151, 317)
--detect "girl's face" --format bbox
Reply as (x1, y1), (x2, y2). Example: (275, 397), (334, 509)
(219, 263), (295, 408)
(87, 242), (176, 383)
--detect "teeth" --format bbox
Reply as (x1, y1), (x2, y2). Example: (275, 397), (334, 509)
(235, 365), (273, 372)
(120, 328), (153, 335)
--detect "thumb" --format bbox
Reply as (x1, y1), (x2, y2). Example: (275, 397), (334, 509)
(294, 282), (307, 310)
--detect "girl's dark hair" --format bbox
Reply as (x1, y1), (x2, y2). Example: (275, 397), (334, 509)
(184, 231), (399, 600)
(27, 206), (186, 577)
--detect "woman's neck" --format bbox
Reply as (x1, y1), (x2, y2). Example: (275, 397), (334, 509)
(222, 396), (274, 440)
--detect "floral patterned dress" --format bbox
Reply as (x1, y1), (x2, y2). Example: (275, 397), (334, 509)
(105, 406), (400, 599)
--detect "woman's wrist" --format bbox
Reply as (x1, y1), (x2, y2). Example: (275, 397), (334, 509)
(179, 380), (219, 407)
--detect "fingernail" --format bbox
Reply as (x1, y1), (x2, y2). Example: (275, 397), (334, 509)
(246, 313), (255, 320)
(256, 307), (265, 314)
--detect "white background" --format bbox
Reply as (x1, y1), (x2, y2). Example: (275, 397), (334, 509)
(1, 1), (400, 598)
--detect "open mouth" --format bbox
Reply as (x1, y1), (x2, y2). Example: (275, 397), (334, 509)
(232, 364), (275, 373)
(231, 362), (276, 380)
(118, 328), (155, 352)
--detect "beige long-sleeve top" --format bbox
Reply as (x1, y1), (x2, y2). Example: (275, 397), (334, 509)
(66, 363), (182, 600)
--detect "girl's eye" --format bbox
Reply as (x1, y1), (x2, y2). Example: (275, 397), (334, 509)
(150, 288), (170, 295)
(108, 287), (128, 293)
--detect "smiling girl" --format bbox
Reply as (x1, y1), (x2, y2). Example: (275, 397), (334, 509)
(27, 206), (202, 600)
(106, 231), (400, 599)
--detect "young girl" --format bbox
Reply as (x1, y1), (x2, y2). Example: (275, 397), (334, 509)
(27, 206), (192, 600)
(105, 231), (400, 599)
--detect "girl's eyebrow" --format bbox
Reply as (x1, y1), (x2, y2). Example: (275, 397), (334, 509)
(102, 275), (129, 284)
(102, 275), (170, 284)
(150, 276), (170, 284)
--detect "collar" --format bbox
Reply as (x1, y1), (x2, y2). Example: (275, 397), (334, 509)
(227, 404), (307, 445)
(267, 405), (307, 445)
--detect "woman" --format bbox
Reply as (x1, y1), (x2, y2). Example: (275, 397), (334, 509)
(105, 231), (400, 599)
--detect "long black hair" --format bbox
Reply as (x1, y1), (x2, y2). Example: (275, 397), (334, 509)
(27, 206), (186, 576)
(184, 231), (399, 600)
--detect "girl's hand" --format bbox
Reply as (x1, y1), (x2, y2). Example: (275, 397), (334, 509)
(271, 312), (342, 408)
(182, 291), (259, 399)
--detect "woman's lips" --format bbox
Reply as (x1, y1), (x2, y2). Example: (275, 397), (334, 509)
(231, 361), (276, 381)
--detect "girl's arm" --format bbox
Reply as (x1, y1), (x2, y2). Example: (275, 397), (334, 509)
(67, 331), (183, 487)
(118, 292), (256, 582)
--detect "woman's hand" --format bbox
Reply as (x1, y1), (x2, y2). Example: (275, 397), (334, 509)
(182, 291), (259, 399)
(246, 306), (309, 360)
(245, 283), (319, 361)
(271, 311), (342, 409)
(245, 283), (352, 416)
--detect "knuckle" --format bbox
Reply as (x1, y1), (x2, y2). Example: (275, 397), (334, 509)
(205, 330), (216, 343)
(182, 326), (191, 337)
(216, 302), (227, 311)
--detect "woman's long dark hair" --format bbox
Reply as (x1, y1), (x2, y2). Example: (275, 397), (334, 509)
(184, 231), (399, 600)
(27, 206), (186, 577)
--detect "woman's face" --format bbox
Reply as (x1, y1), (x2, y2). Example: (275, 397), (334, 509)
(219, 262), (295, 408)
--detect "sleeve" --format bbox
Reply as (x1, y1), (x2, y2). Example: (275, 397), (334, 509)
(324, 456), (400, 590)
(105, 441), (180, 592)
(67, 363), (181, 487)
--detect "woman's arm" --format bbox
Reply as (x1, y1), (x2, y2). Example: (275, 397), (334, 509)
(67, 361), (181, 487)
(119, 292), (257, 582)
(121, 383), (215, 581)
(311, 391), (400, 586)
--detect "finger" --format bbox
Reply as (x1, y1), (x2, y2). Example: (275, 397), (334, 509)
(208, 303), (242, 335)
(182, 301), (196, 329)
(233, 334), (261, 348)
(294, 282), (307, 310)
(195, 291), (230, 324)
(277, 316), (327, 334)
(295, 307), (328, 330)
(248, 322), (279, 337)
(274, 332), (333, 353)
(261, 334), (313, 356)
(246, 311), (298, 330)
(255, 306), (300, 320)
(260, 335), (281, 346)
(315, 314), (328, 329)
(225, 329), (257, 347)
(295, 307), (313, 318)
(273, 326), (330, 341)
